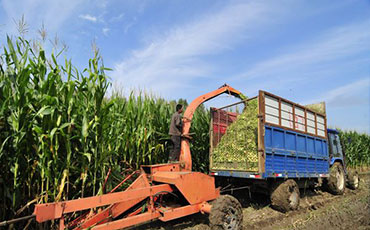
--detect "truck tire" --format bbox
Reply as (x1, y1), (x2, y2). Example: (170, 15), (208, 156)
(327, 162), (345, 195)
(270, 179), (300, 213)
(209, 195), (243, 230)
(346, 169), (359, 190)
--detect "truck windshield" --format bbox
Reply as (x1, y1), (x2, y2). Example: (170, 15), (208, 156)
(329, 133), (342, 157)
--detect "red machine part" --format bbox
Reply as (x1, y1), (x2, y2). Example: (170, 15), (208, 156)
(32, 84), (245, 229)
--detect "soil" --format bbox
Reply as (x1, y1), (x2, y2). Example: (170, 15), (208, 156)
(136, 173), (370, 230)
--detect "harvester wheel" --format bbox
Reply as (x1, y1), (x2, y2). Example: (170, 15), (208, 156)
(209, 195), (243, 230)
(346, 169), (359, 190)
(270, 179), (300, 213)
(326, 162), (345, 195)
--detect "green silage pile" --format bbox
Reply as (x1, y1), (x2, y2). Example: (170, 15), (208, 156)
(211, 99), (259, 171)
(305, 102), (326, 114)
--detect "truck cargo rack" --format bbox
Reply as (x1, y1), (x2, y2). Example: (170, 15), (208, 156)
(210, 91), (329, 179)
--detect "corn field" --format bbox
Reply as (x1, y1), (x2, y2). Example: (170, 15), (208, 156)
(0, 36), (369, 226)
(0, 36), (210, 223)
(339, 130), (370, 169)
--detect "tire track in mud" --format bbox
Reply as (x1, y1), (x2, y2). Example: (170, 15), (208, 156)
(243, 173), (370, 230)
(139, 173), (370, 230)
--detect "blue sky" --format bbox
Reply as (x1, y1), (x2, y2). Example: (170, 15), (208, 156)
(0, 0), (369, 133)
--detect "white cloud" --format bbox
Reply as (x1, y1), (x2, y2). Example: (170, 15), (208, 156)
(304, 78), (370, 107)
(112, 1), (283, 97)
(79, 14), (97, 22)
(102, 27), (110, 36)
(232, 20), (370, 81)
(318, 78), (370, 134)
(123, 17), (137, 34)
(110, 13), (124, 22)
(294, 77), (370, 134)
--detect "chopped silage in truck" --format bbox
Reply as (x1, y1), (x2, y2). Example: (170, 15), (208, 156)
(211, 98), (259, 171)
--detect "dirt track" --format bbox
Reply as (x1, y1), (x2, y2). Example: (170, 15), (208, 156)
(138, 173), (370, 230)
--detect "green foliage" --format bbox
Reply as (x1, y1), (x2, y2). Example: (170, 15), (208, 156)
(0, 36), (210, 222)
(339, 130), (370, 168)
(190, 106), (210, 173)
(0, 36), (112, 219)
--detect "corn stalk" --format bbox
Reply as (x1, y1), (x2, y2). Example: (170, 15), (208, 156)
(0, 36), (210, 226)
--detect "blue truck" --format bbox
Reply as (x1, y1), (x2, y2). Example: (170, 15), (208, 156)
(209, 90), (359, 212)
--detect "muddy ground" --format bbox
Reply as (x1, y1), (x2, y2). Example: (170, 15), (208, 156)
(137, 173), (370, 230)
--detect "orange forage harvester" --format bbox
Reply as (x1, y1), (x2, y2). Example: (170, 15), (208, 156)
(33, 84), (245, 230)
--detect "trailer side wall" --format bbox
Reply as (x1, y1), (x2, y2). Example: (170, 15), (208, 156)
(262, 91), (327, 139)
(210, 91), (330, 179)
(264, 125), (329, 177)
(260, 91), (329, 177)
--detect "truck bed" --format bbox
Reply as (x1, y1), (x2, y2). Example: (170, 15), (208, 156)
(210, 91), (329, 179)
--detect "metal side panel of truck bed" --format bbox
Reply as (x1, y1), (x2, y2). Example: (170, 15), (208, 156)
(210, 91), (330, 179)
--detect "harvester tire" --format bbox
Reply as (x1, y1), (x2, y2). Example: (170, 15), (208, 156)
(209, 195), (243, 230)
(270, 179), (300, 213)
(346, 169), (359, 190)
(327, 162), (345, 195)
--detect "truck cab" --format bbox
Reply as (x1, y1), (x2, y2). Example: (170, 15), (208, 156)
(326, 128), (359, 192)
(327, 129), (345, 167)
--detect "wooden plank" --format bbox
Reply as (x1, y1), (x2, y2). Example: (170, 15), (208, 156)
(258, 91), (266, 173)
(292, 105), (296, 130)
(314, 113), (318, 136)
(278, 98), (282, 126)
(324, 115), (328, 139)
(304, 109), (307, 133)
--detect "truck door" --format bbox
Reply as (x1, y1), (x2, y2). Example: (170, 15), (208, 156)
(328, 132), (343, 159)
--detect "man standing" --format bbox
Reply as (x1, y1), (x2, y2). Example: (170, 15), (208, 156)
(168, 104), (183, 162)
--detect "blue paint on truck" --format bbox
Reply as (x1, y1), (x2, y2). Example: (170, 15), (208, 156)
(212, 127), (347, 180)
(212, 125), (331, 179)
(330, 157), (343, 166)
(264, 125), (329, 178)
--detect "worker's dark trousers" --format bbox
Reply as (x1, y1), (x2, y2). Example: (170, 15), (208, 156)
(169, 135), (181, 162)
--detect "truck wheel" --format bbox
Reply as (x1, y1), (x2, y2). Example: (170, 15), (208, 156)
(270, 179), (300, 213)
(347, 169), (359, 190)
(209, 195), (243, 230)
(327, 162), (345, 195)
